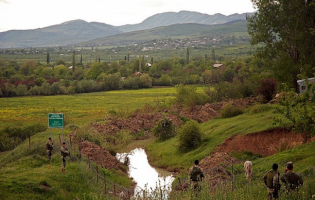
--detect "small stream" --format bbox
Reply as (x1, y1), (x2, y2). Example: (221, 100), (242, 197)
(116, 148), (175, 198)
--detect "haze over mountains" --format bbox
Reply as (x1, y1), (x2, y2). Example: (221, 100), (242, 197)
(0, 11), (253, 48)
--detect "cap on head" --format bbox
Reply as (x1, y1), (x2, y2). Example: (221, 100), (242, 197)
(272, 163), (278, 170)
(62, 142), (66, 145)
(49, 137), (51, 140)
(194, 160), (199, 165)
(286, 162), (293, 170)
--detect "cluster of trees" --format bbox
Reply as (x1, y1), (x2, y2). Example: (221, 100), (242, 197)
(0, 53), (276, 100)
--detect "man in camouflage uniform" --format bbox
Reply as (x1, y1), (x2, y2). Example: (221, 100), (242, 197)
(45, 137), (53, 161)
(281, 162), (303, 193)
(189, 160), (204, 193)
(60, 142), (70, 174)
(263, 163), (281, 200)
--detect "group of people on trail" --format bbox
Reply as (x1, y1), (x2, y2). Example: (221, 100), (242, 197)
(45, 137), (71, 174)
(263, 162), (303, 199)
(189, 159), (303, 199)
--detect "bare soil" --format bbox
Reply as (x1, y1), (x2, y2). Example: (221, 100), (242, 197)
(79, 140), (121, 169)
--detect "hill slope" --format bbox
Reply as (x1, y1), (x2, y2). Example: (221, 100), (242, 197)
(80, 20), (249, 46)
(0, 20), (122, 48)
(117, 11), (252, 32)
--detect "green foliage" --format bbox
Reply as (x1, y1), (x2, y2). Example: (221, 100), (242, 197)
(152, 117), (176, 141)
(220, 103), (244, 118)
(0, 123), (46, 151)
(175, 84), (210, 107)
(274, 84), (315, 134)
(177, 120), (203, 152)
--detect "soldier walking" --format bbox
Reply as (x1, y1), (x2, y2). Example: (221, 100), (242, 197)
(60, 142), (70, 174)
(281, 162), (303, 193)
(45, 137), (53, 161)
(189, 160), (204, 193)
(263, 163), (281, 200)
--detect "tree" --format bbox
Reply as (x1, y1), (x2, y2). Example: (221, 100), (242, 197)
(247, 0), (315, 92)
(186, 47), (190, 64)
(72, 50), (76, 72)
(47, 52), (50, 64)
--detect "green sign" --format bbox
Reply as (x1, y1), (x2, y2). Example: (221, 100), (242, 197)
(48, 113), (64, 128)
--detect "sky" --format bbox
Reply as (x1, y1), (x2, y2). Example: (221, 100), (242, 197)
(0, 0), (256, 32)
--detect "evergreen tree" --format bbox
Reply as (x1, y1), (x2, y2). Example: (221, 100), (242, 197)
(72, 50), (75, 72)
(186, 47), (190, 64)
(46, 52), (50, 64)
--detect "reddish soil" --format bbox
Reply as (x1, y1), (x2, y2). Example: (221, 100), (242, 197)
(216, 128), (309, 157)
(177, 96), (259, 123)
(91, 112), (182, 137)
(79, 141), (121, 169)
(195, 128), (313, 189)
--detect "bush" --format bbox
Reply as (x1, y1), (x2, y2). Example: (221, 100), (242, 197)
(220, 103), (243, 118)
(177, 120), (203, 152)
(257, 78), (277, 103)
(152, 117), (176, 141)
(175, 84), (210, 107)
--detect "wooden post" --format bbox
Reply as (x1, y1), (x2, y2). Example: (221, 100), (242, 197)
(28, 135), (31, 148)
(104, 172), (107, 194)
(70, 137), (72, 148)
(231, 159), (234, 191)
(59, 135), (61, 144)
(114, 182), (116, 195)
(96, 166), (99, 183)
(88, 155), (90, 168)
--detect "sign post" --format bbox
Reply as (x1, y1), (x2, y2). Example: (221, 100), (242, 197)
(48, 113), (64, 128)
(48, 113), (64, 140)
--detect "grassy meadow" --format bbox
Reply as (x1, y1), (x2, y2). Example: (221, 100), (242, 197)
(1, 88), (315, 199)
(0, 87), (178, 128)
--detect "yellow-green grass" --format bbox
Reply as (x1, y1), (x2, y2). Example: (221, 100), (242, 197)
(0, 87), (179, 128)
(0, 131), (131, 200)
(146, 108), (287, 171)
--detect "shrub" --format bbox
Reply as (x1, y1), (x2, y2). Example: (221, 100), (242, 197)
(175, 84), (210, 107)
(257, 78), (277, 103)
(177, 120), (203, 152)
(220, 103), (243, 118)
(15, 84), (28, 96)
(152, 117), (176, 141)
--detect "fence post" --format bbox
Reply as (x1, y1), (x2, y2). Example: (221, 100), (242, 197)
(104, 172), (107, 194)
(96, 166), (99, 183)
(231, 159), (234, 191)
(114, 182), (116, 195)
(28, 135), (31, 148)
(59, 135), (61, 144)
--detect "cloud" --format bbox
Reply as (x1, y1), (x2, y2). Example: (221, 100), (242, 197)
(0, 0), (9, 3)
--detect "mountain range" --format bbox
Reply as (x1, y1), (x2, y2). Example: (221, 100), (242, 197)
(0, 11), (253, 48)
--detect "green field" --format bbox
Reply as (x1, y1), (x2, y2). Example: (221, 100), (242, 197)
(0, 87), (178, 128)
(1, 88), (315, 199)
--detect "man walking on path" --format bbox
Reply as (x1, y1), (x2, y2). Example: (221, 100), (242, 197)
(46, 137), (53, 161)
(263, 163), (281, 200)
(189, 160), (204, 193)
(281, 162), (303, 193)
(60, 142), (70, 174)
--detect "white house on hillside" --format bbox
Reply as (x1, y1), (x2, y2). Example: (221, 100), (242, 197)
(297, 77), (315, 94)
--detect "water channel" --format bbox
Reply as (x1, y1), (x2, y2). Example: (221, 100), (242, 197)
(116, 148), (175, 198)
